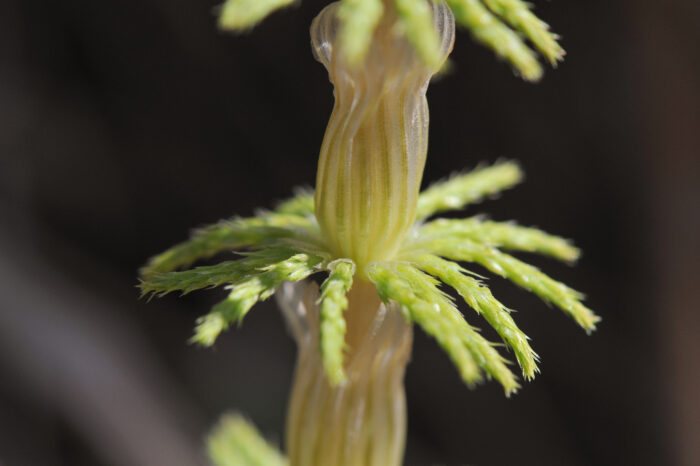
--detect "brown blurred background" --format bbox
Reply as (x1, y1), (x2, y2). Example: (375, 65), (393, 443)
(1, 0), (698, 465)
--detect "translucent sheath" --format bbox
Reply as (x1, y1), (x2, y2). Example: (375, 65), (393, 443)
(279, 280), (412, 466)
(312, 0), (455, 272)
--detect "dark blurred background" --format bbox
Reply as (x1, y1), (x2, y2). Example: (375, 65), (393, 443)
(1, 0), (698, 465)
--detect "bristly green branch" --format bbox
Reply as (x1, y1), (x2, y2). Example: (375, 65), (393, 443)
(408, 253), (538, 379)
(193, 253), (324, 346)
(394, 263), (520, 394)
(416, 160), (523, 220)
(370, 262), (482, 386)
(414, 217), (580, 262)
(208, 413), (287, 466)
(139, 213), (319, 279)
(370, 262), (520, 395)
(318, 259), (356, 385)
(140, 247), (299, 298)
(425, 239), (600, 331)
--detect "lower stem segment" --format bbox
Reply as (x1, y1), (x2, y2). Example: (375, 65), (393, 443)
(279, 280), (413, 466)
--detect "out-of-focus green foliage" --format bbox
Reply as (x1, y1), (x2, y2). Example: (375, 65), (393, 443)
(217, 0), (564, 80)
(208, 414), (287, 466)
(218, 0), (296, 30)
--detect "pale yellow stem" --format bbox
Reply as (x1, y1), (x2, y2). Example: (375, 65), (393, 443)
(311, 0), (455, 272)
(278, 280), (413, 466)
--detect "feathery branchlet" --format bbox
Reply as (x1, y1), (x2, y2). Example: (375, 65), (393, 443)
(318, 259), (356, 385)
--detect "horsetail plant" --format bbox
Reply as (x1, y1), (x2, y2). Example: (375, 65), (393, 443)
(141, 0), (597, 464)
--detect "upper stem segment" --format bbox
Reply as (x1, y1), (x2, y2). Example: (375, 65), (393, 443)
(312, 0), (455, 272)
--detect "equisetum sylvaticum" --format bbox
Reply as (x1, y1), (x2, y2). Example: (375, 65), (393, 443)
(140, 1), (597, 464)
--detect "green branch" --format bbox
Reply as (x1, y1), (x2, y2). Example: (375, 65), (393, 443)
(446, 0), (540, 80)
(318, 259), (356, 385)
(427, 239), (600, 331)
(416, 161), (523, 220)
(370, 262), (482, 387)
(193, 253), (324, 346)
(409, 253), (538, 379)
(394, 263), (520, 394)
(481, 0), (564, 65)
(140, 213), (316, 278)
(415, 217), (580, 262)
(139, 247), (298, 298)
(371, 262), (520, 394)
